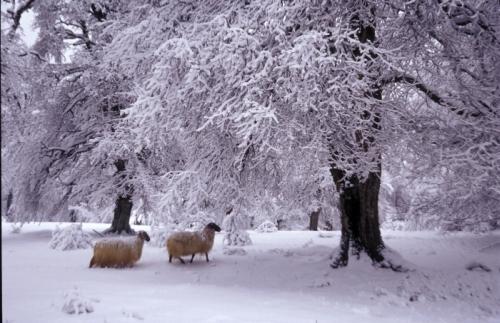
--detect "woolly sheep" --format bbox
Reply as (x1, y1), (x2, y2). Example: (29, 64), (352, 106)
(89, 231), (150, 268)
(167, 222), (221, 264)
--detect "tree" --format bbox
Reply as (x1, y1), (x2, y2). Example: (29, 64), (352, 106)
(379, 0), (500, 232)
(2, 0), (143, 232)
(3, 0), (498, 268)
(92, 0), (498, 265)
(1, 0), (61, 222)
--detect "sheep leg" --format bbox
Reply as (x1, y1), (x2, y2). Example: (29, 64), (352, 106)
(178, 257), (186, 264)
(205, 253), (209, 262)
(190, 254), (195, 263)
(169, 255), (172, 263)
(89, 257), (95, 268)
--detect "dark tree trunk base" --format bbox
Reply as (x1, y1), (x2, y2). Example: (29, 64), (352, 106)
(330, 250), (408, 272)
(330, 241), (409, 272)
(104, 196), (134, 235)
(309, 208), (321, 231)
(329, 168), (409, 273)
(103, 227), (135, 235)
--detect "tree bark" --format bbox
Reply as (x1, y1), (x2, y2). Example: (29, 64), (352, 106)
(69, 209), (77, 222)
(5, 189), (14, 220)
(277, 219), (284, 230)
(109, 196), (133, 234)
(329, 168), (385, 265)
(309, 208), (321, 231)
(105, 159), (134, 234)
(329, 5), (405, 271)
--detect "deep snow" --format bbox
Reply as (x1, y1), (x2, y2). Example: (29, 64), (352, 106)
(2, 222), (500, 323)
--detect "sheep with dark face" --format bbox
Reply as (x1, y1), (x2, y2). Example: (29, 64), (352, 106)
(89, 231), (150, 268)
(166, 223), (221, 264)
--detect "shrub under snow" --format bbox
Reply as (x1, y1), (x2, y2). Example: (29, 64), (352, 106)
(223, 231), (252, 246)
(149, 224), (176, 248)
(255, 220), (278, 233)
(49, 224), (93, 250)
(223, 213), (252, 246)
(10, 223), (23, 234)
(62, 289), (95, 315)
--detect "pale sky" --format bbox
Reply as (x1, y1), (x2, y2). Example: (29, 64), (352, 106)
(20, 9), (39, 47)
(0, 3), (39, 47)
(1, 3), (76, 62)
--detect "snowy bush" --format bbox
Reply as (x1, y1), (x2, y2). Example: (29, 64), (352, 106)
(10, 223), (23, 234)
(381, 220), (408, 231)
(174, 211), (219, 232)
(149, 224), (176, 248)
(62, 289), (95, 315)
(223, 230), (252, 246)
(49, 224), (92, 250)
(67, 204), (97, 222)
(222, 213), (252, 246)
(255, 220), (278, 233)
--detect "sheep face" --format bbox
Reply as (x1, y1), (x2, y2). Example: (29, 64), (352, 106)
(206, 223), (221, 232)
(138, 231), (150, 242)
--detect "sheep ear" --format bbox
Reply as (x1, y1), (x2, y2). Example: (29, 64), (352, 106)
(139, 231), (150, 241)
(208, 223), (221, 232)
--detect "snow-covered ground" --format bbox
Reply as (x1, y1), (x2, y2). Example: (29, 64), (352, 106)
(2, 222), (500, 323)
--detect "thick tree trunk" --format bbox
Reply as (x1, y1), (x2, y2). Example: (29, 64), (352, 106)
(105, 159), (134, 234)
(69, 210), (77, 222)
(277, 219), (284, 230)
(330, 168), (384, 264)
(330, 166), (405, 271)
(109, 196), (133, 234)
(309, 208), (321, 231)
(5, 189), (14, 220)
(328, 6), (406, 271)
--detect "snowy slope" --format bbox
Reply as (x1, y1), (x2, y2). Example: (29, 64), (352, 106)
(2, 222), (500, 323)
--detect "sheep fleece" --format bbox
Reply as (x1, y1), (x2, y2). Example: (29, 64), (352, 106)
(90, 238), (144, 268)
(167, 231), (214, 257)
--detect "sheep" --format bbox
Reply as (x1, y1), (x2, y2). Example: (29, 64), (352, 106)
(89, 231), (150, 268)
(167, 222), (221, 264)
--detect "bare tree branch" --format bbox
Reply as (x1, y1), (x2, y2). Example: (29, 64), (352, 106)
(380, 74), (482, 118)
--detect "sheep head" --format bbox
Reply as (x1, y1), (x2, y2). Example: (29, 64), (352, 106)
(206, 223), (221, 232)
(137, 231), (151, 242)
